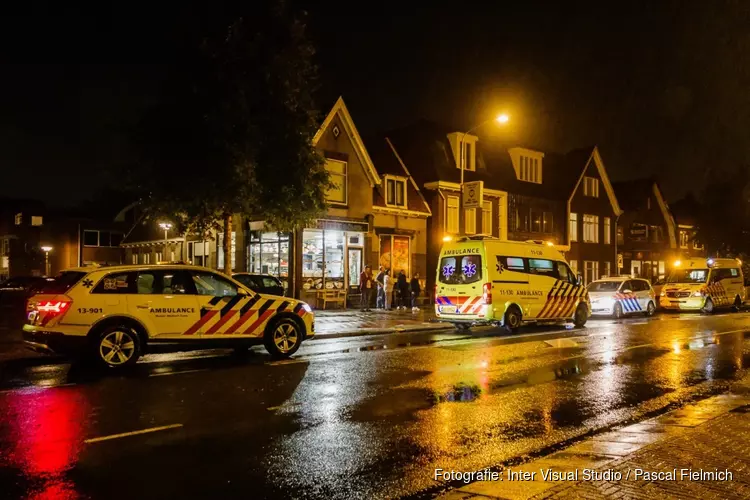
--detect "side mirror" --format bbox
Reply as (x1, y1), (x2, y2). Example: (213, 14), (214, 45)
(577, 273), (583, 286)
(622, 289), (632, 294)
(238, 287), (250, 296)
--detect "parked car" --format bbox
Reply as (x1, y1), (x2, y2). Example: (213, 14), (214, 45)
(587, 276), (656, 318)
(232, 273), (285, 296)
(0, 276), (49, 326)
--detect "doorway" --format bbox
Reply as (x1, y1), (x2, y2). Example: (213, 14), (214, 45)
(348, 248), (363, 293)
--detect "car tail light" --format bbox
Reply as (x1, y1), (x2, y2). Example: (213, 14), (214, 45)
(29, 294), (72, 324)
(482, 283), (492, 304)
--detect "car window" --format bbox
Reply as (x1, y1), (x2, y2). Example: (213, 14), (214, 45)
(37, 271), (86, 294)
(93, 272), (133, 294)
(192, 271), (238, 297)
(497, 256), (526, 272)
(556, 262), (577, 285)
(588, 281), (620, 292)
(136, 271), (159, 294)
(731, 268), (739, 277)
(621, 280), (633, 292)
(163, 270), (194, 294)
(528, 259), (557, 279)
(439, 255), (482, 285)
(261, 276), (281, 288)
(233, 274), (258, 290)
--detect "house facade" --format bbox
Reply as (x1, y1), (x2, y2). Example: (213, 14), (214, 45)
(566, 147), (622, 283)
(669, 194), (706, 261)
(387, 122), (622, 290)
(613, 179), (678, 281)
(0, 198), (125, 279)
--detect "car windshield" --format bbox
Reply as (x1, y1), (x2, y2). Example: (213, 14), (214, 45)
(438, 255), (482, 285)
(37, 271), (87, 294)
(588, 281), (622, 292)
(667, 268), (708, 284)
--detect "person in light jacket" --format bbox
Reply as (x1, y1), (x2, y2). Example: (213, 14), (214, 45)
(383, 269), (394, 310)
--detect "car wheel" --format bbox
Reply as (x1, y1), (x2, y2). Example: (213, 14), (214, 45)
(702, 297), (714, 314)
(503, 305), (522, 333)
(733, 296), (742, 312)
(264, 317), (303, 358)
(613, 302), (623, 319)
(646, 301), (656, 317)
(573, 303), (588, 328)
(95, 325), (141, 369)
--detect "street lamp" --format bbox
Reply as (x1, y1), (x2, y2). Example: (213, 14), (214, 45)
(459, 114), (510, 231)
(159, 222), (172, 262)
(41, 246), (53, 276)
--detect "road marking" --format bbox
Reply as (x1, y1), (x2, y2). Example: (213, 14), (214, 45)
(149, 369), (207, 377)
(267, 405), (281, 411)
(84, 424), (183, 444)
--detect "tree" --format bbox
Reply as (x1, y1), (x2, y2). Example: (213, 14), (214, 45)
(131, 0), (329, 274)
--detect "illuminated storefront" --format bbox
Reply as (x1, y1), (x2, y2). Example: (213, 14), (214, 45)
(378, 234), (411, 277)
(248, 231), (290, 292)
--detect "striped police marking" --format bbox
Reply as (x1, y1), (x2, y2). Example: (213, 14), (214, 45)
(293, 303), (307, 317)
(537, 280), (586, 319)
(276, 301), (291, 313)
(183, 310), (218, 336)
(203, 295), (249, 335)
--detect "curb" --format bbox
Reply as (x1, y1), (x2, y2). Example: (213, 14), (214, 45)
(312, 323), (454, 340)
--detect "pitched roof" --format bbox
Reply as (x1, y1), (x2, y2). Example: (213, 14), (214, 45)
(366, 135), (431, 214)
(612, 178), (657, 212)
(386, 120), (588, 200)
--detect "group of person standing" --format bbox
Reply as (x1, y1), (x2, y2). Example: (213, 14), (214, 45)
(358, 265), (422, 312)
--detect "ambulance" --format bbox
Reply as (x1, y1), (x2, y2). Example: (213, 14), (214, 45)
(23, 264), (314, 368)
(435, 237), (590, 331)
(660, 258), (745, 313)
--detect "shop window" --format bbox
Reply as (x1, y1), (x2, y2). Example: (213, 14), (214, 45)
(379, 235), (410, 277)
(324, 230), (345, 288)
(325, 159), (347, 205)
(248, 231), (290, 282)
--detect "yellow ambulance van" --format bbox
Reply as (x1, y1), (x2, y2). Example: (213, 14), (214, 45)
(435, 237), (590, 331)
(660, 258), (745, 313)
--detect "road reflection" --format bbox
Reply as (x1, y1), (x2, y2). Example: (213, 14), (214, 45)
(1, 388), (90, 499)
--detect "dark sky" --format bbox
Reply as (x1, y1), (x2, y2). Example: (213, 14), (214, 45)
(2, 1), (749, 205)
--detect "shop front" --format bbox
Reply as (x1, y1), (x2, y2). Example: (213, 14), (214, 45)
(378, 233), (411, 277)
(299, 219), (368, 309)
(247, 231), (291, 295)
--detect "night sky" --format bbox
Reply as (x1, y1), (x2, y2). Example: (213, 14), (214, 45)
(1, 1), (748, 205)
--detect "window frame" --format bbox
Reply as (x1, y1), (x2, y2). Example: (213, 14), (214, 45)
(583, 214), (600, 243)
(482, 200), (493, 235)
(569, 213), (578, 242)
(446, 195), (459, 234)
(190, 270), (240, 297)
(583, 176), (600, 197)
(384, 175), (407, 208)
(325, 158), (348, 206)
(603, 217), (611, 244)
(464, 207), (477, 235)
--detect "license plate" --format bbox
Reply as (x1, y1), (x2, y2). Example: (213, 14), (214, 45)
(440, 305), (457, 314)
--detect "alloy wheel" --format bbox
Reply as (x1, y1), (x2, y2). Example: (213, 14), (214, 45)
(273, 322), (299, 354)
(99, 330), (136, 366)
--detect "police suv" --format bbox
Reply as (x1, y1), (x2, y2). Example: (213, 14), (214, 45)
(23, 264), (314, 368)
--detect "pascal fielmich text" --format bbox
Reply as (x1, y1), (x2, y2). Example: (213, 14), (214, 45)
(434, 468), (734, 483)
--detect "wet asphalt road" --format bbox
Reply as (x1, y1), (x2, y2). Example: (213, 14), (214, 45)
(2, 312), (750, 499)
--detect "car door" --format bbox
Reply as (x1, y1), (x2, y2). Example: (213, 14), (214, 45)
(190, 270), (264, 337)
(635, 279), (652, 310)
(619, 280), (640, 313)
(127, 269), (201, 339)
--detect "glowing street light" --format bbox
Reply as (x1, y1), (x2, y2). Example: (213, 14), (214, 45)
(41, 245), (53, 276)
(158, 222), (173, 261)
(496, 113), (510, 124)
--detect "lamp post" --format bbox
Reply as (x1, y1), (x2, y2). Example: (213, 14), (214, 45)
(458, 114), (510, 232)
(41, 246), (53, 276)
(158, 222), (172, 262)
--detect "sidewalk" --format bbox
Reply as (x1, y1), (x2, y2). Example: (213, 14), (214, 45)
(442, 385), (750, 500)
(313, 307), (452, 338)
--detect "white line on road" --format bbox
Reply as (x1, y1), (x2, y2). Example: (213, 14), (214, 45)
(149, 369), (207, 377)
(84, 424), (183, 444)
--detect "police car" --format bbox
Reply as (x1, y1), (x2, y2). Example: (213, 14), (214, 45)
(587, 276), (656, 318)
(22, 264), (314, 368)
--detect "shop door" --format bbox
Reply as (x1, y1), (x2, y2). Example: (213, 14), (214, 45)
(348, 248), (363, 293)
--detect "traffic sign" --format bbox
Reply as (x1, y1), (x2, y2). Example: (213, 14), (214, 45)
(463, 181), (483, 209)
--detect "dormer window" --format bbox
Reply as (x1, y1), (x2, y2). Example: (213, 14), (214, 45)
(509, 147), (544, 184)
(385, 175), (407, 208)
(447, 132), (477, 172)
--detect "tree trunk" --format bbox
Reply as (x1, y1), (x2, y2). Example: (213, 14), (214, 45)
(223, 212), (232, 275)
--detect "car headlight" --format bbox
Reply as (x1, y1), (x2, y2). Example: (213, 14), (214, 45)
(302, 303), (312, 313)
(692, 291), (703, 297)
(660, 291), (666, 297)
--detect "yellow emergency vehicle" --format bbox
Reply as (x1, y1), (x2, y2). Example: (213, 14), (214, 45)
(660, 258), (745, 312)
(435, 237), (590, 331)
(23, 264), (314, 368)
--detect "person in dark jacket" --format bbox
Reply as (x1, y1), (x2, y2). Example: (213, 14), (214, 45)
(410, 273), (422, 311)
(375, 266), (385, 309)
(396, 270), (409, 310)
(359, 265), (374, 311)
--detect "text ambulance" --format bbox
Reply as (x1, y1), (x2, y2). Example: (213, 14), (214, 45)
(435, 237), (590, 331)
(660, 258), (745, 312)
(23, 264), (314, 368)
